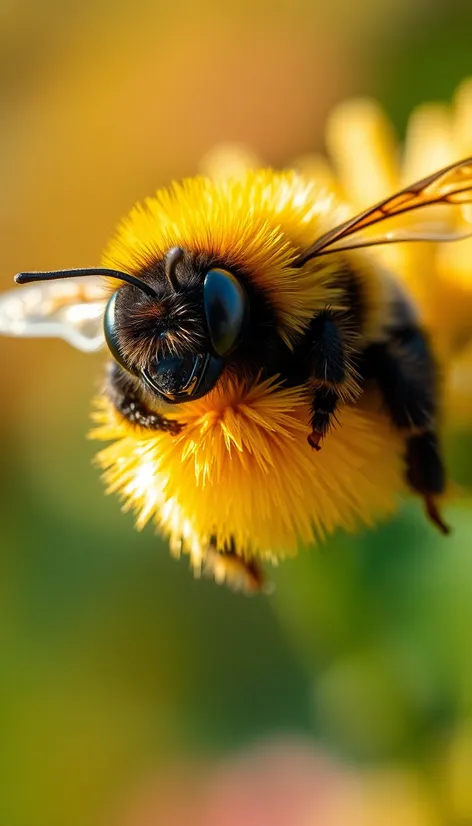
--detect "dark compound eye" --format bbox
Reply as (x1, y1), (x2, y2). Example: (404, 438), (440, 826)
(103, 267), (247, 405)
(104, 290), (137, 374)
(203, 269), (249, 357)
(104, 287), (225, 405)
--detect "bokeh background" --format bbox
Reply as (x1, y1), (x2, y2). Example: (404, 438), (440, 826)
(2, 0), (472, 824)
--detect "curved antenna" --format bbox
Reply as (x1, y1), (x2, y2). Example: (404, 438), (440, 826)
(165, 247), (184, 291)
(14, 267), (158, 298)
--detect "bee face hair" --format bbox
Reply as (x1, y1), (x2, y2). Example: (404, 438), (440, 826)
(113, 256), (207, 371)
(110, 246), (287, 399)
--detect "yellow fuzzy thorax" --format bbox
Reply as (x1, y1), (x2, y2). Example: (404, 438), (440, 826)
(91, 376), (405, 571)
(102, 169), (371, 347)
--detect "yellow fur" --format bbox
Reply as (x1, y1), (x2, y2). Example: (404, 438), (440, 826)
(92, 168), (403, 582)
(91, 377), (404, 572)
(102, 170), (384, 346)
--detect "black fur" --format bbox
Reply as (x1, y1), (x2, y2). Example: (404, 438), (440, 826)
(362, 328), (437, 430)
(106, 362), (183, 434)
(310, 385), (340, 437)
(306, 310), (351, 439)
(360, 322), (447, 523)
(113, 248), (289, 387)
(107, 247), (447, 531)
(109, 253), (360, 443)
(405, 431), (448, 533)
(405, 432), (446, 496)
(310, 311), (347, 385)
(336, 264), (365, 330)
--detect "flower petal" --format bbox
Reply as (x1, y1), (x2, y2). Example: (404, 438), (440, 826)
(402, 103), (456, 184)
(199, 142), (262, 180)
(325, 98), (400, 210)
(453, 77), (472, 157)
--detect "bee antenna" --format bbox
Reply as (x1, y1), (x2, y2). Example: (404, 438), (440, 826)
(14, 268), (158, 298)
(165, 247), (184, 291)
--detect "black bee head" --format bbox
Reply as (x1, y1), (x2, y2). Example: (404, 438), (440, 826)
(14, 245), (285, 405)
(104, 247), (250, 403)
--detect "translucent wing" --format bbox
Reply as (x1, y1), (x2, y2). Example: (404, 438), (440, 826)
(296, 157), (472, 264)
(0, 277), (106, 352)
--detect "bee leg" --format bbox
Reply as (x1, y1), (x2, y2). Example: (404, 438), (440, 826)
(405, 432), (450, 535)
(106, 362), (183, 434)
(309, 385), (340, 450)
(363, 328), (449, 533)
(204, 537), (268, 593)
(308, 311), (359, 449)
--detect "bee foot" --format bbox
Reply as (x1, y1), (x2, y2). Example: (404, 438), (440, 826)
(204, 545), (267, 594)
(424, 494), (451, 535)
(308, 430), (323, 451)
(169, 420), (185, 436)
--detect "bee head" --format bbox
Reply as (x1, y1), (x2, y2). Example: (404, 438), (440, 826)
(104, 246), (250, 403)
(15, 248), (251, 404)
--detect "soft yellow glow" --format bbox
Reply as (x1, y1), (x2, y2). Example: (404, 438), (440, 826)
(91, 376), (404, 574)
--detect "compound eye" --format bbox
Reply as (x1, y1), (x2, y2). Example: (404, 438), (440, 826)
(203, 269), (248, 357)
(104, 291), (134, 373)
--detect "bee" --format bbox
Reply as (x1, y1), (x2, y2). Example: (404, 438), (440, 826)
(2, 159), (472, 592)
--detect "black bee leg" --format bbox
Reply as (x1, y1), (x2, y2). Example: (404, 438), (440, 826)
(106, 362), (184, 435)
(405, 432), (450, 535)
(308, 311), (359, 450)
(309, 385), (340, 450)
(363, 327), (449, 534)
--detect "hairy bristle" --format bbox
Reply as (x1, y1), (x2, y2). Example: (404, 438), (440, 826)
(91, 375), (404, 565)
(101, 170), (346, 348)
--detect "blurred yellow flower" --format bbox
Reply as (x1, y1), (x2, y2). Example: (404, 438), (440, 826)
(294, 79), (472, 423)
(324, 81), (472, 351)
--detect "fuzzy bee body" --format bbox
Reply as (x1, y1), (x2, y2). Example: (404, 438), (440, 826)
(105, 234), (445, 553)
(5, 159), (472, 591)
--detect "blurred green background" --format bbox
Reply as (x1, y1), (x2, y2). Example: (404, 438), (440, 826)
(1, 1), (472, 824)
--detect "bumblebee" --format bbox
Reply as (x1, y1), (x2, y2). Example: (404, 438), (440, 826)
(2, 160), (472, 592)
